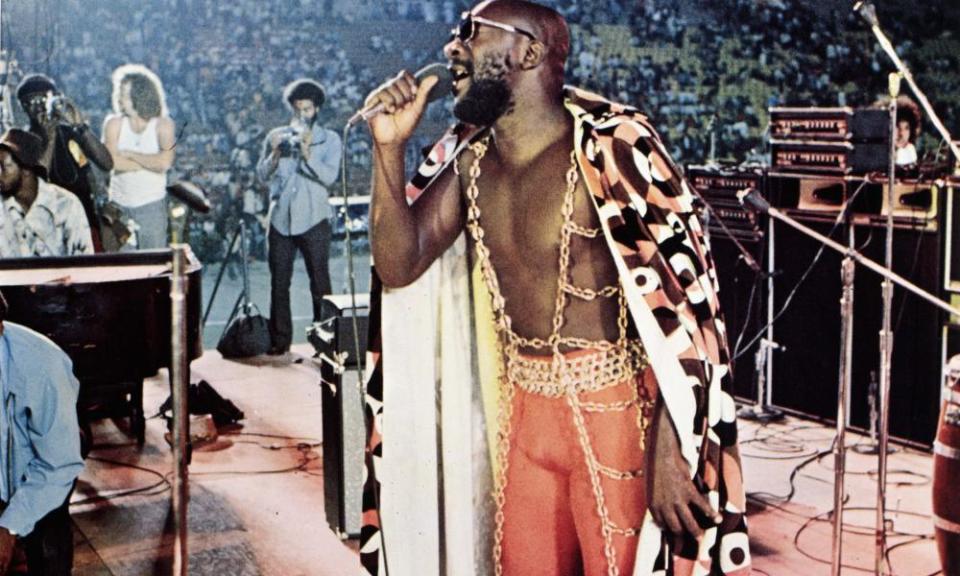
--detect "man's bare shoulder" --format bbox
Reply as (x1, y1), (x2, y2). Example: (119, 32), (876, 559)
(155, 116), (176, 133)
(102, 114), (123, 131)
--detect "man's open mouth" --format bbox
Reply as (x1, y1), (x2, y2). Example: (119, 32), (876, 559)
(449, 64), (472, 92)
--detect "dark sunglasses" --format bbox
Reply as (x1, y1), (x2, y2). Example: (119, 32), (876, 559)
(450, 12), (537, 44)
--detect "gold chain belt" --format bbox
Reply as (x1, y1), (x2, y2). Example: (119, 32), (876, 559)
(508, 342), (648, 398)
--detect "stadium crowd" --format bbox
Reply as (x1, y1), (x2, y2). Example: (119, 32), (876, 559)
(3, 0), (958, 262)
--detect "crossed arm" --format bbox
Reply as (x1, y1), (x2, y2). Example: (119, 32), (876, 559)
(103, 115), (176, 174)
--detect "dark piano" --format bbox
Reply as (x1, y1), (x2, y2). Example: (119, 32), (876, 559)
(0, 249), (203, 445)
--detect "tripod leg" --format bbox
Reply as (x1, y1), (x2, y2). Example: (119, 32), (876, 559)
(202, 224), (243, 326)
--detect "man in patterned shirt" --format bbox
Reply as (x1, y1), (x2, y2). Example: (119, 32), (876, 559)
(361, 1), (750, 575)
(0, 129), (93, 258)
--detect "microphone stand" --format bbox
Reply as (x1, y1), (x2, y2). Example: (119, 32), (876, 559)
(852, 3), (960, 571)
(832, 220), (856, 576)
(737, 189), (960, 576)
(169, 244), (190, 576)
(873, 73), (899, 576)
(339, 120), (390, 571)
(738, 215), (784, 423)
(855, 1), (960, 169)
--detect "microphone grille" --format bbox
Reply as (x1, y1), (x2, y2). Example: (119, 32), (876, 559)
(415, 63), (453, 104)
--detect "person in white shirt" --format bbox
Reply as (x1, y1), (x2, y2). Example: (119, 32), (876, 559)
(0, 129), (93, 258)
(103, 64), (176, 250)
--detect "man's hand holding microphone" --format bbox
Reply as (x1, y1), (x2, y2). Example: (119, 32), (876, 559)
(363, 69), (441, 148)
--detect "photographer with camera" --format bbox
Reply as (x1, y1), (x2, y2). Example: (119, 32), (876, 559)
(256, 78), (341, 356)
(16, 74), (114, 251)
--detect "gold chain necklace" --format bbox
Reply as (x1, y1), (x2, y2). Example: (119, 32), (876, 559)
(463, 137), (650, 576)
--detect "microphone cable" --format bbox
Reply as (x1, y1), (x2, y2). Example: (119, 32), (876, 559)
(338, 120), (391, 576)
(732, 178), (871, 362)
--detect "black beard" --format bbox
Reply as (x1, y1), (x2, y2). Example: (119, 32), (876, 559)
(453, 77), (512, 126)
(0, 179), (18, 199)
(452, 53), (514, 126)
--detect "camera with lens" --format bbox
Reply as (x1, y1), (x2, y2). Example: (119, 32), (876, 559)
(276, 124), (305, 157)
(44, 93), (67, 121)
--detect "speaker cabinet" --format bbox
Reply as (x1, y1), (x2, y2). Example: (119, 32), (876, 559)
(710, 233), (767, 402)
(319, 294), (369, 367)
(320, 294), (369, 539)
(945, 183), (960, 291)
(770, 218), (943, 445)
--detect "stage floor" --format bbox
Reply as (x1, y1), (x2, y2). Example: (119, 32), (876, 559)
(70, 347), (942, 575)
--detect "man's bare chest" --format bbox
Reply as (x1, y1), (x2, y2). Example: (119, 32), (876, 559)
(466, 164), (597, 265)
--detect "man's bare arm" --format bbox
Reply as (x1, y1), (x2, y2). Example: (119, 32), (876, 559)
(102, 116), (142, 173)
(368, 71), (464, 288)
(124, 117), (176, 173)
(60, 98), (114, 171)
(647, 392), (722, 538)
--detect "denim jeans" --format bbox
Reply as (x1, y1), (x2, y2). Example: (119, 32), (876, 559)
(123, 197), (169, 250)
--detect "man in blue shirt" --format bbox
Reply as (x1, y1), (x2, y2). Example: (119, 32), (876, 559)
(0, 289), (84, 574)
(256, 79), (342, 355)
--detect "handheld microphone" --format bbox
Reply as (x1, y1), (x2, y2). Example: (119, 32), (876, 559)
(347, 62), (452, 127)
(167, 180), (211, 213)
(736, 187), (770, 214)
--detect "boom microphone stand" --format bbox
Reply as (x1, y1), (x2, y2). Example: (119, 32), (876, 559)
(855, 1), (960, 169)
(738, 216), (785, 423)
(874, 72), (899, 576)
(853, 3), (960, 572)
(737, 189), (960, 576)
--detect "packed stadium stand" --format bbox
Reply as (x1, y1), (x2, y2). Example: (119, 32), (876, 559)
(2, 0), (958, 263)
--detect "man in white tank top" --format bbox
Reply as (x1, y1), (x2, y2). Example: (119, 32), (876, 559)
(102, 64), (176, 250)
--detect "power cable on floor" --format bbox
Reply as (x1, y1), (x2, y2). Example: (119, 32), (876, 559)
(733, 179), (870, 361)
(183, 442), (320, 478)
(70, 456), (171, 506)
(747, 439), (833, 504)
(793, 506), (939, 574)
(739, 421), (827, 460)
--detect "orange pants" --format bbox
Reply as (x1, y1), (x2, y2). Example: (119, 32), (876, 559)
(500, 364), (656, 576)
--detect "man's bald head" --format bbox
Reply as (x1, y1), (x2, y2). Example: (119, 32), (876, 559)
(475, 0), (569, 94)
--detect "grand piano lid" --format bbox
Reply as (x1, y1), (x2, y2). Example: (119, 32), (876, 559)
(0, 248), (202, 286)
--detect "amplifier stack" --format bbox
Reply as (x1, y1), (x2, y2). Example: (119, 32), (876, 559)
(688, 165), (765, 242)
(687, 140), (953, 444)
(770, 106), (889, 174)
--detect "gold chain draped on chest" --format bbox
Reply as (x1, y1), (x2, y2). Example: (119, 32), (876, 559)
(461, 136), (653, 576)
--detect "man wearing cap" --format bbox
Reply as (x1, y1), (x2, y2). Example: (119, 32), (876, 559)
(0, 289), (84, 574)
(16, 74), (113, 250)
(0, 128), (94, 258)
(256, 78), (342, 356)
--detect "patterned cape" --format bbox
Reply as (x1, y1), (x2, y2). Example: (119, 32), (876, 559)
(361, 87), (751, 576)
